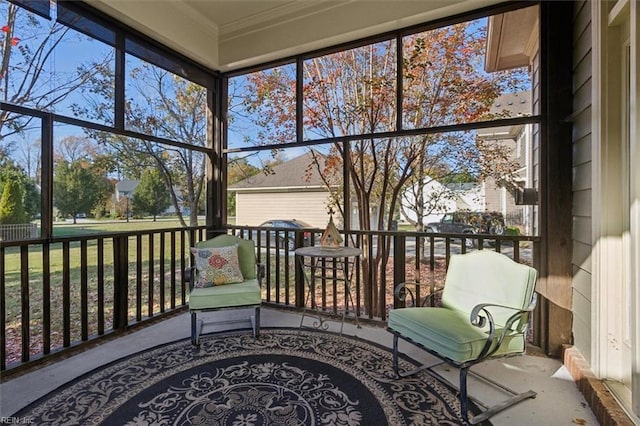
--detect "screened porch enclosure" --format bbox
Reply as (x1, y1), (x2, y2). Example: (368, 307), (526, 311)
(1, 0), (573, 376)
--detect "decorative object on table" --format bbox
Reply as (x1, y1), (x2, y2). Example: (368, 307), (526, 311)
(320, 208), (342, 248)
(14, 329), (484, 425)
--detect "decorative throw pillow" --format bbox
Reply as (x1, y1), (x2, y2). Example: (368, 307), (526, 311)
(190, 244), (244, 287)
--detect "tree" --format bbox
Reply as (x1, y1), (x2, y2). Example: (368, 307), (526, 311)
(79, 61), (207, 227)
(55, 136), (100, 164)
(53, 160), (111, 224)
(0, 2), (113, 142)
(230, 20), (528, 316)
(0, 150), (40, 220)
(226, 156), (261, 218)
(0, 179), (26, 224)
(132, 168), (171, 221)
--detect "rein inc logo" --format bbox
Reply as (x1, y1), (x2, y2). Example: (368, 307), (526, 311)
(0, 418), (34, 424)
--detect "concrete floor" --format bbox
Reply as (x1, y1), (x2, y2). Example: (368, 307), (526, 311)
(0, 307), (599, 425)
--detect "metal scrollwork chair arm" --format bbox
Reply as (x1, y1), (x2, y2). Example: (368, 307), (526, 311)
(470, 292), (537, 326)
(394, 282), (443, 307)
(471, 294), (537, 361)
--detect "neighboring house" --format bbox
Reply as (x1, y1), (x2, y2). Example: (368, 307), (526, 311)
(229, 151), (334, 229)
(402, 91), (535, 233)
(477, 91), (537, 235)
(113, 179), (182, 216)
(112, 179), (138, 217)
(114, 179), (138, 201)
(401, 177), (484, 226)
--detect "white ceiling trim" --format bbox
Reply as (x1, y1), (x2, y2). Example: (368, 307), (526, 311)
(219, 1), (353, 40)
(172, 0), (220, 38)
(90, 0), (504, 72)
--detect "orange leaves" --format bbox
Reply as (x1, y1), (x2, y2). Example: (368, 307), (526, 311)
(2, 24), (19, 45)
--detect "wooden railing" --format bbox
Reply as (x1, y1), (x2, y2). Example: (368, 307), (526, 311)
(229, 224), (540, 322)
(1, 224), (540, 374)
(0, 226), (209, 373)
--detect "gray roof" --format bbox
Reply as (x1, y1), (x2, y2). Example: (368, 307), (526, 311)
(230, 151), (328, 190)
(445, 182), (480, 192)
(490, 91), (531, 116)
(477, 91), (531, 140)
(115, 179), (139, 193)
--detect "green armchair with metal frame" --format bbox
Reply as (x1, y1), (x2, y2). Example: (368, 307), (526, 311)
(387, 250), (538, 425)
(186, 234), (265, 346)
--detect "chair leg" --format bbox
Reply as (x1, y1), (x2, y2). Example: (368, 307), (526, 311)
(392, 333), (439, 377)
(459, 366), (471, 424)
(191, 312), (199, 346)
(392, 334), (401, 375)
(459, 366), (538, 425)
(251, 306), (260, 338)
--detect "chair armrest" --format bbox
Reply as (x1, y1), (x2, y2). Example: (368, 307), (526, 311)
(394, 282), (443, 307)
(257, 263), (266, 285)
(185, 266), (196, 291)
(470, 293), (538, 360)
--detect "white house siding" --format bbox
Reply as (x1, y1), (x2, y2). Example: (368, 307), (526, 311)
(571, 0), (593, 368)
(483, 178), (503, 213)
(569, 1), (640, 419)
(235, 190), (332, 228)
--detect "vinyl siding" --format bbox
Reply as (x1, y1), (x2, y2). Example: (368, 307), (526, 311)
(235, 191), (332, 229)
(570, 0), (593, 361)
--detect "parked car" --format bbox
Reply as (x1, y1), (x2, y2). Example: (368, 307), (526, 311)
(258, 219), (313, 250)
(426, 211), (506, 247)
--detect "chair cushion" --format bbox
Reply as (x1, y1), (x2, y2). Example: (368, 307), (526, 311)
(196, 235), (257, 279)
(190, 245), (244, 287)
(388, 306), (526, 364)
(441, 251), (537, 327)
(189, 278), (261, 310)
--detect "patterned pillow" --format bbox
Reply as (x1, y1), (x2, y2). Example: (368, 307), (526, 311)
(190, 244), (244, 287)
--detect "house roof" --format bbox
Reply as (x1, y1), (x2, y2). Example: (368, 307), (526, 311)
(229, 151), (328, 191)
(115, 179), (139, 194)
(477, 91), (531, 140)
(490, 91), (531, 116)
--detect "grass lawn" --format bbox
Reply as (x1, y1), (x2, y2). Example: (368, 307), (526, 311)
(52, 218), (188, 236)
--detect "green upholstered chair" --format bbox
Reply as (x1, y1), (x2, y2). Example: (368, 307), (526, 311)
(388, 250), (538, 425)
(189, 234), (263, 345)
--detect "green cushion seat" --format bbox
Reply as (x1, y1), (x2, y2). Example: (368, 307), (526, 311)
(189, 278), (261, 310)
(388, 307), (525, 364)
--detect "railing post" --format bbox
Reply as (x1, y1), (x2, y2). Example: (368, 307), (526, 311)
(113, 235), (129, 330)
(20, 246), (30, 362)
(393, 234), (406, 310)
(294, 250), (305, 308)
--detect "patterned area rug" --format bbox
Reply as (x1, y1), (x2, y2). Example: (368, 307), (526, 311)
(16, 329), (486, 425)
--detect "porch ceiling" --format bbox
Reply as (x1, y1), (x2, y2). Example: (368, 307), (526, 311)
(89, 0), (502, 72)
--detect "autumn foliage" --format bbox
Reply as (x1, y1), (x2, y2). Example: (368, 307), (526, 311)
(230, 19), (529, 315)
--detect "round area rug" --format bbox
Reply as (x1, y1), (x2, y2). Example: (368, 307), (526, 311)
(15, 329), (485, 425)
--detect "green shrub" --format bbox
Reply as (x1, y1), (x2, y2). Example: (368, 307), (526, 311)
(505, 226), (521, 236)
